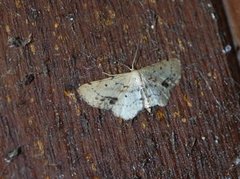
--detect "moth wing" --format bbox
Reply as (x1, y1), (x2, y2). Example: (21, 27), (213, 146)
(78, 71), (144, 120)
(111, 72), (144, 120)
(139, 59), (181, 107)
(78, 73), (131, 110)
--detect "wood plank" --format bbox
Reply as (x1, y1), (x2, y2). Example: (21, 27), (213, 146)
(0, 0), (239, 178)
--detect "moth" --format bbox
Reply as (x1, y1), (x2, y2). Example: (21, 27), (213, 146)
(78, 59), (181, 120)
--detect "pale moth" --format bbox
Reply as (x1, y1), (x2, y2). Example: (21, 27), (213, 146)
(78, 58), (181, 120)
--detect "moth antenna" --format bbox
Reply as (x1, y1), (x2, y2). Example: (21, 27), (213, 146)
(131, 45), (139, 71)
(102, 71), (116, 77)
(115, 61), (132, 71)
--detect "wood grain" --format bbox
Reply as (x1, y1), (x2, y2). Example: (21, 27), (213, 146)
(223, 0), (240, 62)
(0, 0), (239, 178)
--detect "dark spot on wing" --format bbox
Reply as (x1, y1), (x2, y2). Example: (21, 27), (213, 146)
(162, 77), (174, 88)
(109, 97), (118, 104)
(160, 66), (162, 70)
(105, 84), (108, 87)
(100, 98), (105, 101)
(162, 80), (169, 88)
(125, 95), (128, 98)
(148, 76), (157, 82)
(103, 96), (118, 105)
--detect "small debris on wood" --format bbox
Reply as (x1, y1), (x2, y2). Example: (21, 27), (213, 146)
(186, 138), (197, 157)
(65, 83), (77, 92)
(66, 13), (75, 22)
(24, 73), (35, 85)
(8, 34), (32, 48)
(28, 7), (40, 20)
(4, 146), (22, 163)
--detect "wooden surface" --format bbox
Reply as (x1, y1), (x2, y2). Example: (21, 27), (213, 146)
(223, 0), (240, 62)
(0, 0), (240, 178)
